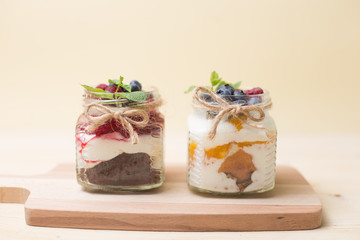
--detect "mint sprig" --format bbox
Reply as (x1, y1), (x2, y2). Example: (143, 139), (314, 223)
(210, 71), (222, 90)
(81, 75), (147, 102)
(184, 85), (196, 94)
(108, 76), (132, 93)
(114, 91), (147, 102)
(81, 84), (107, 93)
(184, 71), (241, 94)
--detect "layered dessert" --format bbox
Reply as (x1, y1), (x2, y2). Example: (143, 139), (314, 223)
(76, 76), (164, 191)
(187, 71), (276, 194)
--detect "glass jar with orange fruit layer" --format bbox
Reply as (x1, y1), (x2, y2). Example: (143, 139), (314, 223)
(187, 85), (276, 195)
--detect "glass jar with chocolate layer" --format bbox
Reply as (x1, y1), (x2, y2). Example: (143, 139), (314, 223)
(76, 82), (164, 192)
(187, 86), (276, 195)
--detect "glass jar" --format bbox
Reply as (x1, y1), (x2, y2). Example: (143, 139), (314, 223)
(75, 87), (164, 192)
(187, 87), (276, 195)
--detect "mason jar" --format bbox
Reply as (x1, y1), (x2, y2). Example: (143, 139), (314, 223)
(187, 87), (277, 195)
(76, 87), (164, 192)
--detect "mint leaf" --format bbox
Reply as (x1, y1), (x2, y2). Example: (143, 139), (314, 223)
(109, 76), (132, 93)
(114, 91), (147, 102)
(81, 84), (106, 93)
(81, 84), (114, 99)
(108, 79), (119, 85)
(184, 85), (196, 94)
(210, 71), (222, 87)
(210, 71), (219, 81)
(108, 76), (124, 85)
(121, 84), (132, 93)
(211, 78), (221, 87)
(231, 81), (241, 89)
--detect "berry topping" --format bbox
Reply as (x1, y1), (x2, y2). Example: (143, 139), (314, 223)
(105, 85), (122, 93)
(201, 93), (214, 103)
(244, 87), (264, 95)
(252, 87), (264, 95)
(230, 99), (247, 105)
(234, 90), (246, 96)
(246, 97), (261, 105)
(81, 75), (148, 102)
(130, 80), (142, 92)
(231, 90), (247, 104)
(96, 84), (108, 91)
(216, 84), (235, 96)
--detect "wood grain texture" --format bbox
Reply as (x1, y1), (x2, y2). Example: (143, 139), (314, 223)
(0, 164), (322, 231)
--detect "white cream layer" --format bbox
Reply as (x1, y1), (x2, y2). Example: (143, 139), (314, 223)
(77, 131), (163, 168)
(188, 110), (276, 149)
(188, 111), (276, 193)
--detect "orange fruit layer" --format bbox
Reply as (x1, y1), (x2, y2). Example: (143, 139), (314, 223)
(188, 141), (197, 167)
(204, 141), (267, 160)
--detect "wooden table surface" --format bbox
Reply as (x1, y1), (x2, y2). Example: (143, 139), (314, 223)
(0, 130), (359, 239)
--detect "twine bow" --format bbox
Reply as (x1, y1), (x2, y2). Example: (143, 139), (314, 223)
(85, 103), (149, 144)
(193, 87), (271, 140)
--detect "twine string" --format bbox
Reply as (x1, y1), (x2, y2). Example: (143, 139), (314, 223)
(85, 103), (150, 144)
(193, 87), (272, 139)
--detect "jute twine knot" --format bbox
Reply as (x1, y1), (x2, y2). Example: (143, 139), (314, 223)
(85, 103), (149, 144)
(193, 87), (272, 140)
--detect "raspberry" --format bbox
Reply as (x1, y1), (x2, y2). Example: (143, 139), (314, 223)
(244, 89), (253, 95)
(245, 87), (263, 95)
(94, 122), (114, 136)
(105, 85), (118, 93)
(96, 84), (108, 91)
(252, 87), (264, 95)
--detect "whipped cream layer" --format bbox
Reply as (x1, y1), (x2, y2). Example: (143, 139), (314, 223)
(76, 131), (163, 168)
(188, 110), (276, 193)
(188, 110), (275, 148)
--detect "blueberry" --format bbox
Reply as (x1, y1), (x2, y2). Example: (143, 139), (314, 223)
(130, 80), (142, 92)
(200, 93), (214, 103)
(216, 84), (235, 102)
(216, 84), (235, 96)
(246, 97), (261, 105)
(221, 95), (233, 102)
(230, 99), (247, 105)
(234, 90), (246, 97)
(232, 90), (247, 101)
(109, 83), (116, 86)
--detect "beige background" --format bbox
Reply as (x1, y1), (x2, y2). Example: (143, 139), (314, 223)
(1, 1), (360, 238)
(1, 0), (360, 134)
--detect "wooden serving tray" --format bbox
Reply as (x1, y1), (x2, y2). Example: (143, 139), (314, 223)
(0, 164), (322, 231)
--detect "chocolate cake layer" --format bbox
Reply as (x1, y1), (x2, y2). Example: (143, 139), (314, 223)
(84, 152), (160, 186)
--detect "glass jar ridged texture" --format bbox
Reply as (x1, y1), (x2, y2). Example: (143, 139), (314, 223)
(76, 88), (164, 192)
(187, 90), (277, 195)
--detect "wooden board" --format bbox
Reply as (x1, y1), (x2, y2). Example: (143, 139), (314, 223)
(0, 164), (322, 231)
